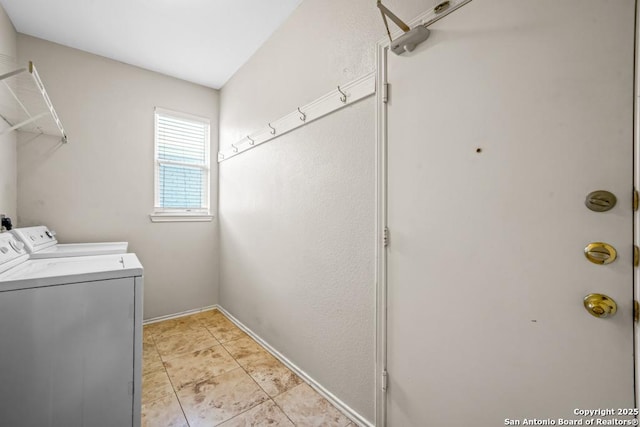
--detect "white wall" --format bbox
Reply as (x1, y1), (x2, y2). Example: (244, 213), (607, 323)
(17, 35), (220, 319)
(219, 0), (430, 422)
(0, 4), (17, 220)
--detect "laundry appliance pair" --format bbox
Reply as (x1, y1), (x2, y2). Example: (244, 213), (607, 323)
(0, 225), (143, 427)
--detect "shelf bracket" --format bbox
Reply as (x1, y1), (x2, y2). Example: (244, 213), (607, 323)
(0, 61), (67, 143)
(0, 67), (27, 82)
(2, 112), (48, 135)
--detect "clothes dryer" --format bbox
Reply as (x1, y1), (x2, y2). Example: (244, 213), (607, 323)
(0, 232), (142, 427)
(11, 225), (128, 259)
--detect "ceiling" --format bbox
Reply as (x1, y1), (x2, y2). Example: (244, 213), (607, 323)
(0, 0), (303, 89)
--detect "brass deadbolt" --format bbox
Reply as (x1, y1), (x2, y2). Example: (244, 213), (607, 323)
(585, 190), (617, 212)
(584, 242), (617, 265)
(584, 294), (617, 318)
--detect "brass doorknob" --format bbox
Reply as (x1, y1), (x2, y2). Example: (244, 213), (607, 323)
(584, 293), (617, 318)
(584, 242), (617, 265)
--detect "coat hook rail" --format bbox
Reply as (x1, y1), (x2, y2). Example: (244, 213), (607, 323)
(218, 72), (375, 163)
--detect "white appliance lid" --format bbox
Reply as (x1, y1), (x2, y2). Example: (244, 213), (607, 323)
(0, 253), (143, 292)
(30, 242), (129, 258)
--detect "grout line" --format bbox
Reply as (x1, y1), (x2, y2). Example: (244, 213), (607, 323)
(173, 388), (191, 427)
(167, 377), (191, 426)
(145, 314), (255, 427)
(195, 310), (242, 345)
(215, 305), (364, 426)
(214, 312), (283, 425)
(139, 386), (174, 407)
(144, 312), (311, 427)
(237, 354), (268, 396)
(200, 322), (226, 344)
(221, 351), (275, 425)
(270, 395), (298, 426)
(210, 398), (269, 427)
(155, 335), (221, 364)
(140, 361), (185, 421)
(156, 323), (190, 427)
(163, 344), (240, 386)
(214, 312), (300, 426)
(214, 409), (246, 426)
(145, 319), (193, 426)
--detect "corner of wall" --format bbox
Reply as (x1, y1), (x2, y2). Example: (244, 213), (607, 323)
(0, 3), (18, 220)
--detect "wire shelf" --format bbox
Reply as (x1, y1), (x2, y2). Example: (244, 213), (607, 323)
(0, 57), (67, 143)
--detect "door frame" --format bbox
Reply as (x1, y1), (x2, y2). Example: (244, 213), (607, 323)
(374, 2), (640, 425)
(374, 30), (388, 427)
(633, 0), (639, 410)
(374, 3), (474, 425)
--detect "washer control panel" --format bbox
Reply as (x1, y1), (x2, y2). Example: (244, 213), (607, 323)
(10, 226), (58, 253)
(0, 232), (28, 274)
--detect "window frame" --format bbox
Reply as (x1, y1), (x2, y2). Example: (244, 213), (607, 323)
(150, 107), (213, 222)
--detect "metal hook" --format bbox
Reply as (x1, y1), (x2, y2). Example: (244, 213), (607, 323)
(298, 107), (306, 122)
(268, 123), (276, 135)
(247, 135), (255, 145)
(232, 144), (238, 153)
(337, 86), (347, 103)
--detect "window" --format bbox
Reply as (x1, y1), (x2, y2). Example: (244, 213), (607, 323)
(151, 108), (212, 222)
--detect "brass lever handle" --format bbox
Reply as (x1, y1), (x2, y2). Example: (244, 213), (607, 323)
(584, 242), (617, 265)
(584, 294), (617, 318)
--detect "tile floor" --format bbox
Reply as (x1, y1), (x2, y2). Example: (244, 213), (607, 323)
(142, 309), (355, 427)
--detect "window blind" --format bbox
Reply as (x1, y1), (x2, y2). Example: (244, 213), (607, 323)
(154, 108), (210, 212)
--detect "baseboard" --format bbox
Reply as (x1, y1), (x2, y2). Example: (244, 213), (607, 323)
(214, 305), (374, 427)
(143, 305), (217, 325)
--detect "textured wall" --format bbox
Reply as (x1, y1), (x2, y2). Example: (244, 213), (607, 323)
(220, 99), (375, 420)
(17, 35), (220, 319)
(219, 0), (431, 422)
(220, 0), (432, 149)
(0, 4), (17, 220)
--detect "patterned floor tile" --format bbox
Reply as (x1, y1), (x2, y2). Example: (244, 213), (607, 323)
(244, 356), (303, 397)
(142, 393), (188, 427)
(203, 317), (247, 343)
(274, 383), (351, 427)
(177, 368), (269, 426)
(143, 341), (164, 375)
(222, 336), (273, 366)
(155, 327), (219, 360)
(142, 369), (174, 405)
(217, 400), (294, 426)
(164, 344), (239, 390)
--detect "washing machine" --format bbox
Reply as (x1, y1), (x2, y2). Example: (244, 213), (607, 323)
(0, 232), (142, 427)
(11, 225), (128, 259)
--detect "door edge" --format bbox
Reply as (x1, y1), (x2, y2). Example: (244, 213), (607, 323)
(373, 3), (476, 426)
(632, 0), (639, 412)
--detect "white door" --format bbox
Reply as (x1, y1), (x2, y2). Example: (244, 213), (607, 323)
(385, 0), (636, 425)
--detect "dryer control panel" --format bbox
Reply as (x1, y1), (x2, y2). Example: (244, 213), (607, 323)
(0, 233), (28, 274)
(10, 226), (58, 254)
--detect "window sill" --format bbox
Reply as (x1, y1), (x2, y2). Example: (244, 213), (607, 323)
(149, 213), (214, 223)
